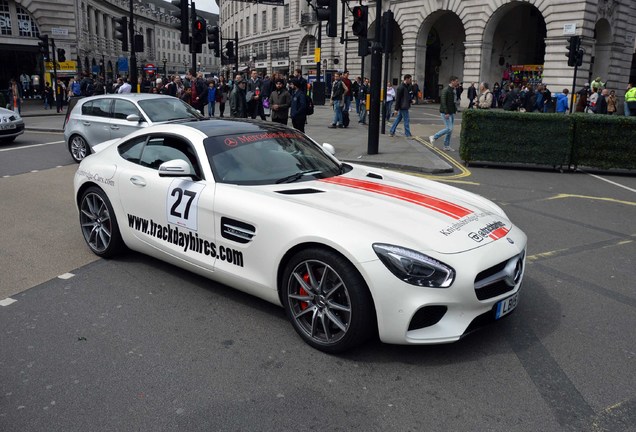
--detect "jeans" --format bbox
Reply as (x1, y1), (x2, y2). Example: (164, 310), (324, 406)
(332, 99), (343, 125)
(626, 101), (632, 117)
(434, 113), (455, 147)
(358, 105), (367, 123)
(355, 98), (361, 114)
(208, 101), (215, 117)
(385, 100), (394, 120)
(389, 109), (411, 136)
(344, 95), (352, 112)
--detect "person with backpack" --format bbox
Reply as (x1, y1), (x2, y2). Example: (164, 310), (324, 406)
(477, 82), (493, 109)
(79, 72), (95, 97)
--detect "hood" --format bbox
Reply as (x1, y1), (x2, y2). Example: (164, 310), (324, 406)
(272, 167), (513, 254)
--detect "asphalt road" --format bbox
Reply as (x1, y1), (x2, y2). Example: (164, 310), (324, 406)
(1, 119), (635, 432)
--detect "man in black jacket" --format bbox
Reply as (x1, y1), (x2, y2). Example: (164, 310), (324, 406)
(389, 74), (413, 138)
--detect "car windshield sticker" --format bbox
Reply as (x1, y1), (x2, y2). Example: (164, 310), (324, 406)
(166, 179), (205, 231)
(220, 132), (305, 148)
(320, 177), (473, 219)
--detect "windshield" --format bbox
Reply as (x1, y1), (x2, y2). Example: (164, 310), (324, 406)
(204, 130), (342, 185)
(138, 98), (203, 122)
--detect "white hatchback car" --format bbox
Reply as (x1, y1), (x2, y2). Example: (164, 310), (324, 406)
(63, 93), (203, 162)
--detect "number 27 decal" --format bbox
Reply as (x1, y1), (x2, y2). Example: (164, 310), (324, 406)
(166, 180), (206, 231)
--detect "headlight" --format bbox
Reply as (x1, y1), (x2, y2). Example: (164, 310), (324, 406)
(373, 243), (455, 288)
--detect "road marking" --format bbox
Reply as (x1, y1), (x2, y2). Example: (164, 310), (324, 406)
(0, 298), (17, 307)
(543, 194), (636, 207)
(413, 137), (473, 180)
(527, 235), (635, 263)
(58, 273), (75, 280)
(0, 141), (64, 152)
(581, 171), (636, 193)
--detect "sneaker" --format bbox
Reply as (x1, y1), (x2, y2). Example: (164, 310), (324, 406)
(328, 124), (337, 128)
(338, 124), (345, 128)
(389, 133), (395, 137)
(444, 146), (455, 152)
(429, 135), (435, 144)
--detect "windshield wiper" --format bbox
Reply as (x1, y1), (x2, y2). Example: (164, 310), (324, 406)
(276, 170), (322, 184)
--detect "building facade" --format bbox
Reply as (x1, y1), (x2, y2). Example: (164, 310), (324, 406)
(218, 0), (636, 104)
(0, 0), (219, 91)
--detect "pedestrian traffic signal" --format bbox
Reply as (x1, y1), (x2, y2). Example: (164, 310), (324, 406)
(225, 41), (234, 60)
(352, 6), (368, 38)
(566, 35), (580, 67)
(208, 26), (220, 57)
(38, 34), (49, 58)
(316, 0), (337, 38)
(57, 48), (66, 62)
(193, 18), (206, 45)
(115, 16), (128, 52)
(171, 0), (189, 44)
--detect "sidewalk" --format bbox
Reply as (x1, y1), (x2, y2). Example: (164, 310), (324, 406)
(19, 98), (454, 174)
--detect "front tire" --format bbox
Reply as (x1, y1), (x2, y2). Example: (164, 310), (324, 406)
(79, 187), (124, 258)
(282, 248), (375, 353)
(69, 134), (90, 163)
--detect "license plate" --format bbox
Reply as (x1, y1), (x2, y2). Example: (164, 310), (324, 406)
(495, 292), (519, 319)
(1, 124), (16, 130)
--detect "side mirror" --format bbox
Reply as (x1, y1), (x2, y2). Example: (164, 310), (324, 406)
(126, 114), (141, 122)
(158, 159), (194, 178)
(322, 143), (336, 155)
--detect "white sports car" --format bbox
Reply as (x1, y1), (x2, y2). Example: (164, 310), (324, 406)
(73, 119), (527, 353)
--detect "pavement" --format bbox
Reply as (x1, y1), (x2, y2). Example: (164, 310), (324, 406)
(18, 98), (456, 174)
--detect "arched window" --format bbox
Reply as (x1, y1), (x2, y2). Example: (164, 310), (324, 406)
(16, 4), (39, 37)
(300, 36), (316, 56)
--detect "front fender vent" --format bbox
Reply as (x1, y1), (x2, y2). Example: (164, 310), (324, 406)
(221, 217), (255, 244)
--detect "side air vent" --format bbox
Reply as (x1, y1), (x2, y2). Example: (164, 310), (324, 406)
(221, 217), (255, 244)
(275, 188), (325, 195)
(366, 172), (383, 179)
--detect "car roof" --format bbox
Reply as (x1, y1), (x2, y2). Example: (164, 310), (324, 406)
(178, 118), (298, 137)
(77, 93), (176, 103)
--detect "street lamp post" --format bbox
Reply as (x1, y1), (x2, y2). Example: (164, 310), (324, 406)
(162, 57), (167, 77)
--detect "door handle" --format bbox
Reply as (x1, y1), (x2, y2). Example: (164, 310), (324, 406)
(129, 176), (146, 187)
(82, 121), (91, 126)
(110, 125), (120, 130)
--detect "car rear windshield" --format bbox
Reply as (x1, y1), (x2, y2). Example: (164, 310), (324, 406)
(204, 131), (342, 185)
(138, 98), (203, 122)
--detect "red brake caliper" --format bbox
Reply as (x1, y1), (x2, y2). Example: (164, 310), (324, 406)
(299, 273), (310, 310)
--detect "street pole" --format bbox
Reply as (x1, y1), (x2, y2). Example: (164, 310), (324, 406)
(367, 0), (383, 155)
(128, 0), (137, 86)
(191, 1), (197, 74)
(235, 31), (239, 77)
(51, 38), (58, 110)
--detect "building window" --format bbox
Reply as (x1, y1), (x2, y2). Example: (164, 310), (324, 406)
(301, 37), (316, 56)
(0, 0), (12, 36)
(284, 4), (290, 27)
(261, 11), (267, 32)
(246, 16), (250, 36)
(16, 4), (39, 38)
(240, 19), (243, 38)
(272, 8), (277, 30)
(253, 13), (257, 33)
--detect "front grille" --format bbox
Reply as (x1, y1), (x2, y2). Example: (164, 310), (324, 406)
(474, 252), (524, 300)
(408, 306), (447, 331)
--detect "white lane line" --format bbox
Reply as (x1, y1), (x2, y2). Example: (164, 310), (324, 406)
(584, 172), (636, 193)
(0, 298), (17, 307)
(58, 273), (75, 280)
(0, 141), (64, 152)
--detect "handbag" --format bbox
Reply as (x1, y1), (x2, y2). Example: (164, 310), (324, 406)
(262, 97), (270, 109)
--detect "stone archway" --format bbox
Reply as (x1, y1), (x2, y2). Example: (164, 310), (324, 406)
(481, 2), (546, 88)
(415, 11), (465, 101)
(590, 19), (612, 85)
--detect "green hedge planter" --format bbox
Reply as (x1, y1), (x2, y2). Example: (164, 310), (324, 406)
(460, 109), (636, 171)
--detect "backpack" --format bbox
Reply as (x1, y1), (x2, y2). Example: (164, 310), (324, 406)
(85, 81), (95, 96)
(71, 82), (81, 96)
(306, 94), (314, 116)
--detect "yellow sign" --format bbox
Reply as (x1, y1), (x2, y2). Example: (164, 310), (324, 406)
(314, 48), (321, 64)
(45, 61), (78, 75)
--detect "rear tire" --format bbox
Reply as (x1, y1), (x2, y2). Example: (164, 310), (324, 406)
(79, 187), (124, 258)
(69, 134), (90, 163)
(282, 248), (374, 353)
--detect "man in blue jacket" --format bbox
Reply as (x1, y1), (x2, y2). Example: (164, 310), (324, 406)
(555, 89), (569, 114)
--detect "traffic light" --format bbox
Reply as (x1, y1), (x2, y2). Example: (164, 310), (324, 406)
(171, 0), (189, 44)
(193, 18), (206, 45)
(57, 48), (66, 62)
(38, 34), (49, 58)
(208, 26), (220, 57)
(225, 41), (234, 60)
(134, 34), (144, 53)
(115, 16), (128, 52)
(316, 0), (337, 38)
(352, 6), (368, 38)
(566, 35), (580, 67)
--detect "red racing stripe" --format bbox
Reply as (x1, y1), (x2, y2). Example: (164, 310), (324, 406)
(489, 227), (510, 240)
(320, 177), (473, 219)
